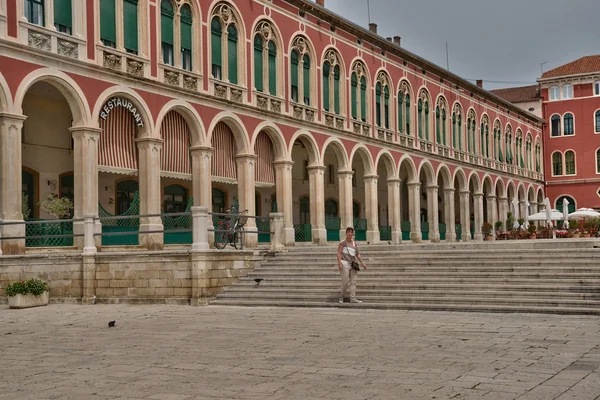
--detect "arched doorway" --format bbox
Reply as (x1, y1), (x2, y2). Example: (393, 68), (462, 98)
(163, 184), (192, 244)
(325, 198), (339, 241)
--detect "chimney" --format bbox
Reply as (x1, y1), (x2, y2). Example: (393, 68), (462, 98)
(316, 0), (324, 6)
(476, 79), (483, 88)
(393, 36), (401, 46)
(369, 23), (378, 34)
(386, 37), (392, 42)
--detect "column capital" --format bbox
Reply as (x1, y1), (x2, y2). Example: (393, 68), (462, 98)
(135, 137), (163, 145)
(235, 153), (258, 161)
(459, 190), (470, 196)
(498, 196), (508, 201)
(386, 177), (402, 184)
(70, 126), (102, 138)
(472, 192), (484, 199)
(363, 174), (378, 183)
(307, 165), (326, 172)
(0, 112), (27, 122)
(407, 181), (421, 188)
(443, 187), (455, 194)
(272, 160), (295, 167)
(425, 185), (439, 191)
(190, 145), (213, 154)
(486, 194), (497, 200)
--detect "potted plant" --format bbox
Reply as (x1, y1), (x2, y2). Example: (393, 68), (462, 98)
(482, 222), (493, 241)
(36, 194), (73, 246)
(527, 222), (537, 239)
(517, 218), (525, 230)
(506, 212), (515, 239)
(582, 219), (594, 238)
(5, 278), (49, 309)
(494, 221), (504, 240)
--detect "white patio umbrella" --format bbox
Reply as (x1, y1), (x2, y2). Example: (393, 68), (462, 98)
(562, 198), (570, 226)
(568, 208), (600, 220)
(524, 200), (530, 227)
(528, 208), (563, 221)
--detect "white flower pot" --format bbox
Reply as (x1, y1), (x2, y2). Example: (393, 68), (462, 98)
(8, 291), (49, 309)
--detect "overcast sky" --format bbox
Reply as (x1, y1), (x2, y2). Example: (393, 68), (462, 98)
(317, 0), (600, 90)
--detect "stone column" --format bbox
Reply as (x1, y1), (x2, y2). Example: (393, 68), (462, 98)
(498, 196), (508, 231)
(443, 188), (456, 242)
(273, 160), (294, 246)
(487, 194), (498, 237)
(269, 212), (285, 251)
(407, 181), (422, 243)
(364, 174), (380, 244)
(473, 192), (484, 241)
(191, 206), (209, 252)
(426, 185), (440, 242)
(236, 154), (258, 248)
(308, 165), (327, 245)
(387, 178), (402, 244)
(337, 170), (354, 239)
(71, 127), (102, 249)
(136, 137), (164, 250)
(0, 113), (26, 254)
(190, 146), (213, 243)
(459, 190), (471, 242)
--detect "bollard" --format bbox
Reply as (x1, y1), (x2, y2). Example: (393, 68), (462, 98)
(192, 206), (209, 251)
(269, 213), (285, 251)
(82, 216), (97, 255)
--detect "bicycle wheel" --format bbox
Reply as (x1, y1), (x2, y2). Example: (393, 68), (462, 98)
(214, 231), (228, 249)
(233, 226), (245, 250)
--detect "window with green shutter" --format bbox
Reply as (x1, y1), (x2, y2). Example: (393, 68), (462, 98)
(227, 25), (238, 84)
(485, 125), (489, 158)
(123, 0), (138, 55)
(25, 0), (44, 26)
(333, 66), (340, 115)
(375, 82), (382, 127)
(471, 121), (476, 153)
(384, 86), (389, 129)
(405, 94), (410, 134)
(211, 18), (222, 79)
(322, 62), (330, 112)
(398, 93), (404, 133)
(290, 50), (299, 102)
(253, 35), (263, 92)
(424, 102), (429, 141)
(435, 106), (441, 144)
(452, 113), (456, 147)
(442, 109), (446, 145)
(360, 76), (366, 122)
(100, 0), (116, 48)
(417, 99), (423, 139)
(350, 73), (357, 119)
(303, 54), (310, 106)
(180, 4), (192, 71)
(161, 0), (174, 65)
(457, 114), (462, 150)
(54, 0), (72, 34)
(268, 41), (277, 96)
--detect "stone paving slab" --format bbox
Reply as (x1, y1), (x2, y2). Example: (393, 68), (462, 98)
(1, 305), (599, 400)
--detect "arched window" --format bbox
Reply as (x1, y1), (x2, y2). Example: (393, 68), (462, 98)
(552, 152), (562, 176)
(350, 61), (368, 122)
(596, 149), (600, 174)
(436, 97), (447, 145)
(418, 99), (423, 139)
(180, 5), (193, 71)
(375, 72), (391, 129)
(360, 76), (367, 122)
(25, 0), (44, 26)
(211, 4), (239, 84)
(161, 0), (175, 66)
(556, 196), (576, 215)
(517, 133), (524, 168)
(471, 119), (477, 155)
(405, 93), (411, 134)
(596, 111), (600, 133)
(290, 36), (312, 106)
(565, 150), (575, 175)
(467, 110), (476, 153)
(323, 51), (342, 114)
(505, 128), (513, 164)
(253, 21), (277, 96)
(457, 114), (462, 150)
(480, 116), (489, 158)
(551, 115), (561, 137)
(351, 72), (357, 119)
(564, 113), (574, 135)
(526, 135), (532, 170)
(54, 0), (72, 34)
(535, 143), (541, 173)
(493, 122), (502, 161)
(397, 81), (411, 134)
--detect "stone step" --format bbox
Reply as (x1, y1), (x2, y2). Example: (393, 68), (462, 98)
(209, 300), (600, 316)
(243, 272), (600, 281)
(257, 266), (600, 273)
(270, 250), (600, 258)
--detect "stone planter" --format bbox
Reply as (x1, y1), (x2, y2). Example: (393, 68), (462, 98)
(529, 234), (536, 239)
(484, 235), (493, 241)
(572, 233), (580, 238)
(582, 233), (591, 238)
(8, 291), (49, 309)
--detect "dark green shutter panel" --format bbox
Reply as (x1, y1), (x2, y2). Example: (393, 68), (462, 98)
(333, 66), (340, 114)
(442, 110), (447, 145)
(375, 82), (381, 126)
(418, 100), (423, 139)
(123, 0), (138, 53)
(291, 51), (298, 100)
(351, 73), (357, 119)
(227, 25), (238, 84)
(397, 93), (403, 132)
(405, 94), (410, 133)
(100, 0), (116, 43)
(303, 54), (310, 106)
(436, 107), (441, 143)
(54, 0), (72, 29)
(211, 18), (222, 69)
(180, 5), (192, 49)
(384, 87), (390, 129)
(161, 1), (173, 45)
(268, 41), (277, 96)
(253, 36), (263, 92)
(360, 76), (366, 121)
(322, 62), (330, 112)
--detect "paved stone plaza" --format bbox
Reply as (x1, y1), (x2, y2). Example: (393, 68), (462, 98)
(1, 305), (599, 400)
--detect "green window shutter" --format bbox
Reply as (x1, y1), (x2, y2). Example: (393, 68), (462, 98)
(375, 82), (382, 126)
(303, 54), (310, 106)
(417, 100), (423, 139)
(211, 18), (222, 70)
(452, 113), (456, 147)
(424, 102), (429, 141)
(333, 66), (340, 115)
(384, 87), (390, 129)
(322, 62), (330, 112)
(161, 1), (174, 45)
(457, 115), (462, 150)
(253, 35), (263, 92)
(360, 76), (367, 122)
(442, 109), (447, 145)
(351, 73), (357, 119)
(398, 93), (403, 132)
(290, 51), (299, 102)
(268, 41), (277, 96)
(485, 126), (489, 158)
(180, 5), (192, 50)
(435, 107), (440, 144)
(54, 0), (72, 29)
(405, 94), (410, 134)
(100, 0), (116, 44)
(227, 25), (238, 84)
(123, 0), (138, 53)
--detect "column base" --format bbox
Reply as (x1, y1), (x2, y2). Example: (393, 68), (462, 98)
(74, 220), (103, 249)
(1, 221), (25, 255)
(366, 230), (380, 244)
(445, 232), (457, 242)
(410, 231), (422, 243)
(312, 228), (327, 245)
(391, 229), (402, 244)
(461, 233), (471, 242)
(429, 231), (441, 243)
(139, 223), (164, 250)
(473, 233), (484, 241)
(284, 227), (295, 247)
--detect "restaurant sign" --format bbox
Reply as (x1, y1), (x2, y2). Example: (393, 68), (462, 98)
(100, 97), (144, 127)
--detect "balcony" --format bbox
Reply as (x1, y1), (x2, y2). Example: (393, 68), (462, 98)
(254, 92), (282, 114)
(453, 149), (466, 162)
(323, 112), (346, 130)
(351, 120), (371, 137)
(436, 144), (450, 158)
(376, 127), (394, 143)
(291, 103), (317, 123)
(418, 139), (434, 154)
(211, 79), (246, 104)
(100, 46), (148, 79)
(22, 22), (84, 61)
(398, 133), (415, 148)
(160, 64), (201, 92)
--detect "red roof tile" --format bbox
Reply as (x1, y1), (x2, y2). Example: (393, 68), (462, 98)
(541, 55), (600, 79)
(490, 85), (540, 103)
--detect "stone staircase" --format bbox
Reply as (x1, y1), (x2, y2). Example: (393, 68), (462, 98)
(211, 240), (600, 315)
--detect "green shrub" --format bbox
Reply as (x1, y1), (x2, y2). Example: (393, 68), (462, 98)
(5, 279), (48, 297)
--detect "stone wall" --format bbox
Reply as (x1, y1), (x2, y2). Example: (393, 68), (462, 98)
(0, 250), (261, 305)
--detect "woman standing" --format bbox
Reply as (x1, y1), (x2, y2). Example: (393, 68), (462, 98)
(337, 227), (367, 303)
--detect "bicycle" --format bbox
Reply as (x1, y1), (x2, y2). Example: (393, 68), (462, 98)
(214, 208), (248, 250)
